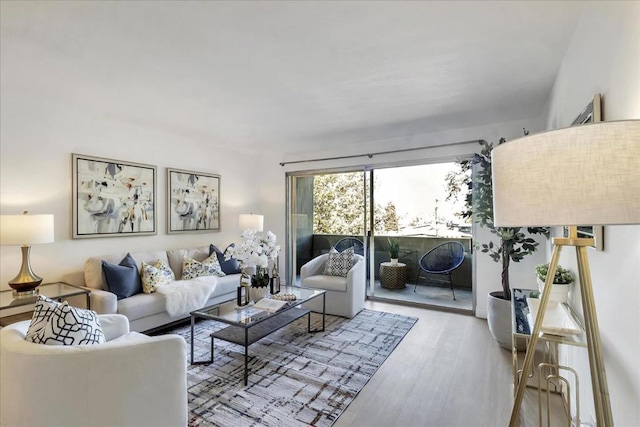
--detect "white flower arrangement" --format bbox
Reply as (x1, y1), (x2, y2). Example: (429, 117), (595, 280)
(225, 229), (280, 269)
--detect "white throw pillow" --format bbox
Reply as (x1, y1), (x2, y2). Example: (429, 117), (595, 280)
(181, 254), (226, 280)
(25, 295), (61, 343)
(32, 301), (106, 346)
(323, 246), (355, 277)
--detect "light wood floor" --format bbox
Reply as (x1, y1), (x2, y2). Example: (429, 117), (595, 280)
(334, 300), (520, 427)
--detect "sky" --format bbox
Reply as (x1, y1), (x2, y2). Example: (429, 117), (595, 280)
(374, 162), (470, 230)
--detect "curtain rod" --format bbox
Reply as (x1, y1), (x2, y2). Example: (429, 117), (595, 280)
(279, 139), (484, 166)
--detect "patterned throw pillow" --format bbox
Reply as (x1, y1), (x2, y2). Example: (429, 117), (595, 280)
(182, 254), (226, 280)
(141, 259), (175, 293)
(25, 295), (61, 343)
(323, 246), (355, 277)
(32, 301), (106, 346)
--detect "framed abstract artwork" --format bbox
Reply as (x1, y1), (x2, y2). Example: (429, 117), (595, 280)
(72, 154), (157, 239)
(565, 93), (604, 251)
(167, 168), (221, 234)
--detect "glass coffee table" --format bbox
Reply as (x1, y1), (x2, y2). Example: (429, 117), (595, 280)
(190, 285), (326, 385)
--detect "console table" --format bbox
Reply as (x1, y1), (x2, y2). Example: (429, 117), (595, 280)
(511, 288), (586, 425)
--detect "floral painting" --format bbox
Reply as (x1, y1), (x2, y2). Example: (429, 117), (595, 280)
(72, 154), (157, 238)
(167, 168), (220, 233)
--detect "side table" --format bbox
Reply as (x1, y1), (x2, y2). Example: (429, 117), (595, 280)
(0, 282), (91, 326)
(379, 262), (407, 289)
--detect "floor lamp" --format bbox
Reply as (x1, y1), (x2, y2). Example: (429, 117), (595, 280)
(491, 120), (640, 426)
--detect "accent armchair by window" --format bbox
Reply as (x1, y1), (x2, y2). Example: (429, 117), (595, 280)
(300, 253), (365, 318)
(0, 314), (188, 427)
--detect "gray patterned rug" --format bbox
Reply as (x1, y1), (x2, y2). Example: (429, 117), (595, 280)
(162, 309), (417, 427)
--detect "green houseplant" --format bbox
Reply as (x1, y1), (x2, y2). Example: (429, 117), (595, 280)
(535, 263), (574, 303)
(472, 137), (548, 348)
(473, 138), (549, 300)
(387, 239), (400, 261)
(535, 263), (574, 285)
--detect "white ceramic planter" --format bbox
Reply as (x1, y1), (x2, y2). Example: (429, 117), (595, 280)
(390, 258), (398, 265)
(537, 277), (570, 303)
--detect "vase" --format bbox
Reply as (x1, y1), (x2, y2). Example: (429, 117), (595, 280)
(250, 286), (269, 302)
(537, 277), (570, 303)
(390, 258), (398, 265)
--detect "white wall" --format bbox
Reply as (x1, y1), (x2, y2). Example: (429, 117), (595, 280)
(542, 2), (640, 425)
(0, 35), (263, 289)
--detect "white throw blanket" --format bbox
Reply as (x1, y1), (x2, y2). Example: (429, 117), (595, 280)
(156, 277), (217, 317)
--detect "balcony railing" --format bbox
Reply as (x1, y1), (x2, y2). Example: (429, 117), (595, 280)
(296, 234), (472, 290)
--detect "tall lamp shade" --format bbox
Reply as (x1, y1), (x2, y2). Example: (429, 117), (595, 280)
(239, 214), (264, 232)
(492, 120), (640, 427)
(0, 212), (55, 296)
(493, 120), (640, 227)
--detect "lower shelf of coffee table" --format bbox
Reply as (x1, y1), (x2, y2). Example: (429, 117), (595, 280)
(210, 307), (311, 346)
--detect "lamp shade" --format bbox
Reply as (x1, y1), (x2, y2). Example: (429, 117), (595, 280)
(0, 214), (55, 245)
(239, 214), (264, 232)
(492, 120), (640, 227)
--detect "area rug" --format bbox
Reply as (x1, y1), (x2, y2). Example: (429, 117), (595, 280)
(163, 309), (417, 427)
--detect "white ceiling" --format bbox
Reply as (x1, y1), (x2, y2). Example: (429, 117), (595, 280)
(1, 1), (585, 153)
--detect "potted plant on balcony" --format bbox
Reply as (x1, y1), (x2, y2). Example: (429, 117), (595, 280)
(473, 137), (549, 349)
(535, 263), (574, 303)
(388, 239), (400, 265)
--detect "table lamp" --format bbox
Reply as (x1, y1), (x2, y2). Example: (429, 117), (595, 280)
(491, 120), (640, 426)
(0, 211), (55, 296)
(239, 213), (264, 232)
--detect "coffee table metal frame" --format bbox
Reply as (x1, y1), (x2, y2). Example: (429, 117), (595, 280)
(189, 286), (326, 385)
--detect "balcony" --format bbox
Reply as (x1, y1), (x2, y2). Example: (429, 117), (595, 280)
(295, 234), (473, 312)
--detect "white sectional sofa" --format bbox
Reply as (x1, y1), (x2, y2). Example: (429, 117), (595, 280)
(64, 245), (241, 332)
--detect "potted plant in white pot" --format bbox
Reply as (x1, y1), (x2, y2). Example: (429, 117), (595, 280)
(388, 239), (400, 265)
(535, 263), (574, 303)
(472, 137), (549, 349)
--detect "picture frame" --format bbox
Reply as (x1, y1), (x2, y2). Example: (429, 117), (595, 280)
(565, 93), (604, 251)
(167, 168), (221, 233)
(72, 154), (157, 239)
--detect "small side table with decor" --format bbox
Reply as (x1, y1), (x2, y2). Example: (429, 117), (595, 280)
(0, 282), (91, 326)
(379, 262), (408, 289)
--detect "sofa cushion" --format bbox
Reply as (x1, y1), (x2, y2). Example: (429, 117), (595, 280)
(33, 301), (106, 345)
(102, 253), (143, 299)
(212, 274), (242, 296)
(167, 246), (209, 279)
(117, 293), (166, 321)
(25, 295), (61, 342)
(209, 244), (241, 274)
(302, 275), (348, 292)
(181, 254), (226, 280)
(141, 260), (175, 293)
(85, 251), (168, 290)
(323, 246), (354, 277)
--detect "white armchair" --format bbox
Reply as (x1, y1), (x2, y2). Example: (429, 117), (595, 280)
(300, 253), (365, 318)
(0, 314), (188, 427)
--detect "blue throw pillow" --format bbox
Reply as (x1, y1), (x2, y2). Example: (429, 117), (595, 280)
(102, 253), (143, 300)
(209, 244), (241, 274)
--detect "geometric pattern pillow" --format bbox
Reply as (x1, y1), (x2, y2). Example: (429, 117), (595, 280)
(140, 259), (175, 294)
(25, 295), (61, 343)
(181, 254), (226, 280)
(323, 246), (355, 277)
(32, 301), (106, 346)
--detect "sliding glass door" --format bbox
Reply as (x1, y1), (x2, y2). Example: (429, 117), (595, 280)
(286, 170), (369, 287)
(286, 159), (474, 313)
